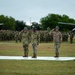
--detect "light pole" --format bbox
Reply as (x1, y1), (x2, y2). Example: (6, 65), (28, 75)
(30, 17), (32, 26)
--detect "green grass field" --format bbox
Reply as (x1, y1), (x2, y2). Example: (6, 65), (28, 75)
(0, 40), (75, 75)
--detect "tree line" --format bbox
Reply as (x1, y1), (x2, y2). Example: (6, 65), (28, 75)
(0, 13), (75, 31)
(0, 15), (27, 31)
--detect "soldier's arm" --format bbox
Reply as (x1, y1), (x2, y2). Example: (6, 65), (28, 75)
(28, 32), (31, 44)
(38, 34), (40, 43)
(49, 29), (55, 36)
(37, 32), (40, 45)
(60, 32), (62, 43)
(20, 30), (24, 34)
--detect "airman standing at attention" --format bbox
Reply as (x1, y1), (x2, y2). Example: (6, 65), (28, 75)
(21, 27), (30, 57)
(70, 31), (74, 44)
(15, 31), (19, 43)
(31, 27), (40, 58)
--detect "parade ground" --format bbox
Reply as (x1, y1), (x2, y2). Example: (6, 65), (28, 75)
(0, 41), (75, 75)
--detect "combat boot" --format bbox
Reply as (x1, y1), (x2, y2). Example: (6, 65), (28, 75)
(54, 53), (59, 58)
(23, 53), (28, 57)
(32, 54), (37, 58)
(23, 55), (27, 57)
(26, 52), (28, 57)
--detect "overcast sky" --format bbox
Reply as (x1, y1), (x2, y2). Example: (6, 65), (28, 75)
(0, 0), (75, 25)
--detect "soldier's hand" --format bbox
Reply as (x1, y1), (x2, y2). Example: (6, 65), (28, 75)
(52, 29), (55, 31)
(60, 39), (62, 44)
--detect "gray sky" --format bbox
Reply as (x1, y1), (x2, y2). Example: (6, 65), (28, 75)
(0, 0), (75, 25)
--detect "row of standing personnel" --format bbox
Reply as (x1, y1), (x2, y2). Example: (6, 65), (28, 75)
(21, 26), (62, 58)
(20, 27), (40, 58)
(0, 30), (71, 43)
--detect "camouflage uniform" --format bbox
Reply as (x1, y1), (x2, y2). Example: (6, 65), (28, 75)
(50, 26), (62, 57)
(15, 31), (19, 43)
(31, 28), (40, 58)
(70, 31), (74, 44)
(0, 32), (1, 41)
(18, 32), (22, 42)
(21, 28), (30, 57)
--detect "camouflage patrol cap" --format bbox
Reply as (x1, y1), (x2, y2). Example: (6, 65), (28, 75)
(32, 26), (37, 32)
(33, 26), (37, 30)
(55, 26), (59, 29)
(24, 27), (28, 30)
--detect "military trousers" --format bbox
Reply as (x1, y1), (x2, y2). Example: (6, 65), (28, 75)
(32, 43), (37, 55)
(70, 38), (73, 44)
(23, 44), (29, 56)
(54, 42), (60, 54)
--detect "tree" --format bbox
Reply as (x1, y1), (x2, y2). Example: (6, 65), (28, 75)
(0, 15), (15, 30)
(15, 20), (26, 31)
(40, 14), (59, 30)
(40, 13), (75, 31)
(31, 22), (41, 30)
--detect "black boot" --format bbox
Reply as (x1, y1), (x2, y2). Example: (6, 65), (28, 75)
(23, 55), (27, 57)
(23, 52), (28, 57)
(32, 54), (37, 58)
(23, 54), (28, 57)
(54, 53), (59, 58)
(26, 52), (28, 57)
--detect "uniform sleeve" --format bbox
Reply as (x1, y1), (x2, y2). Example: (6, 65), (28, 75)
(37, 32), (40, 45)
(28, 32), (31, 44)
(38, 33), (40, 43)
(49, 29), (54, 36)
(60, 32), (62, 43)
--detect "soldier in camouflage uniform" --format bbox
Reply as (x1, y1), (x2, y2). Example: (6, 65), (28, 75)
(15, 31), (19, 43)
(21, 27), (30, 57)
(70, 31), (74, 44)
(50, 26), (62, 57)
(31, 27), (40, 58)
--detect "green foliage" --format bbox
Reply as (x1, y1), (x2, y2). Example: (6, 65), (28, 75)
(15, 20), (26, 31)
(0, 15), (27, 31)
(0, 14), (75, 31)
(40, 13), (75, 31)
(0, 15), (15, 30)
(31, 22), (41, 30)
(0, 60), (75, 75)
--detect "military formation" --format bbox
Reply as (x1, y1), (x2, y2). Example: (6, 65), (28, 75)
(0, 29), (69, 42)
(0, 30), (15, 41)
(69, 31), (74, 44)
(0, 26), (75, 58)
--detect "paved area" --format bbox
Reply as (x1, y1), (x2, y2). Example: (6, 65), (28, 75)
(0, 56), (75, 61)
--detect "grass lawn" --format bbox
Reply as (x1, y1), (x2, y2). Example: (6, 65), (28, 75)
(0, 40), (75, 75)
(0, 60), (75, 75)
